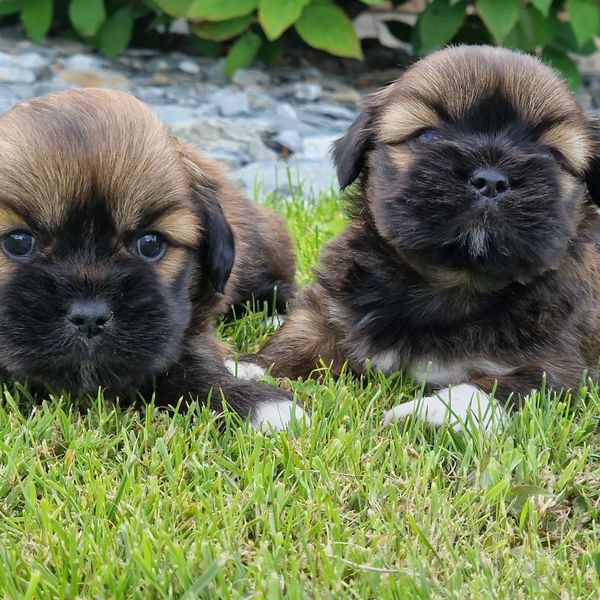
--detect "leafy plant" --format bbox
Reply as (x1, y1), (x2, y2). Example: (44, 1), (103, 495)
(0, 0), (598, 87)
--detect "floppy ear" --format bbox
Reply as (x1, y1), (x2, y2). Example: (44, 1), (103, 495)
(180, 147), (235, 294)
(586, 117), (600, 205)
(332, 106), (375, 189)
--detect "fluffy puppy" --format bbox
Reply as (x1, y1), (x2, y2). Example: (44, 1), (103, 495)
(0, 88), (305, 430)
(244, 45), (600, 430)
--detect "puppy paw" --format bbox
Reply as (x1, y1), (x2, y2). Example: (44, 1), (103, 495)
(251, 400), (311, 433)
(383, 384), (507, 433)
(224, 359), (266, 381)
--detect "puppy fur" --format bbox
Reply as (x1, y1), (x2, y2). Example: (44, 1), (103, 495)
(0, 88), (298, 425)
(254, 46), (600, 424)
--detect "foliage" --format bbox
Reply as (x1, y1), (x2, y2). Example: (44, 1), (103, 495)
(0, 183), (599, 597)
(0, 0), (598, 86)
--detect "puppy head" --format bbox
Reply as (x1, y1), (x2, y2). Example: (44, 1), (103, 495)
(334, 46), (599, 290)
(0, 89), (234, 394)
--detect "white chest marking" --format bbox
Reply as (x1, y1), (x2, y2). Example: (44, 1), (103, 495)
(412, 358), (515, 386)
(383, 383), (507, 433)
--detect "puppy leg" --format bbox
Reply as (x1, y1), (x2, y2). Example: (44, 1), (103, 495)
(231, 286), (344, 380)
(384, 360), (587, 432)
(155, 348), (310, 432)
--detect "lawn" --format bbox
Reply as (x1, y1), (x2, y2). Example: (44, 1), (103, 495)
(0, 183), (599, 599)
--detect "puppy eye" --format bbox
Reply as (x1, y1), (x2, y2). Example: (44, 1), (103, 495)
(416, 130), (443, 143)
(135, 232), (167, 261)
(2, 230), (36, 259)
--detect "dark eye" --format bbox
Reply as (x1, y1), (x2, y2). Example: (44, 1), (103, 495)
(2, 230), (36, 259)
(416, 130), (443, 143)
(135, 233), (167, 261)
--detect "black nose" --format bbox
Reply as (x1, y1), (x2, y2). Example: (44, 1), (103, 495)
(67, 299), (112, 338)
(469, 168), (510, 198)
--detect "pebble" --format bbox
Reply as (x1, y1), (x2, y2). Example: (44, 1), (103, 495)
(0, 67), (36, 83)
(214, 90), (250, 117)
(293, 82), (323, 102)
(233, 68), (271, 87)
(178, 59), (200, 75)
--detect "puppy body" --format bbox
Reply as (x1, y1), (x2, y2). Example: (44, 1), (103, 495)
(0, 88), (301, 428)
(254, 46), (600, 428)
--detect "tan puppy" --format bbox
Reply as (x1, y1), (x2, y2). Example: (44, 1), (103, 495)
(0, 88), (305, 430)
(239, 46), (600, 431)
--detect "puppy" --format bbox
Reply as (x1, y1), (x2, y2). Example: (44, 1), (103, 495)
(241, 45), (600, 431)
(0, 88), (305, 430)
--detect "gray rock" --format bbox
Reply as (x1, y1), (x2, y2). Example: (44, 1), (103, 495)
(62, 53), (104, 71)
(275, 102), (297, 121)
(273, 129), (303, 154)
(301, 134), (337, 160)
(172, 117), (277, 168)
(293, 82), (323, 102)
(154, 105), (199, 124)
(246, 88), (278, 111)
(16, 51), (47, 71)
(232, 158), (336, 196)
(302, 102), (357, 121)
(214, 90), (250, 116)
(0, 67), (36, 83)
(178, 59), (200, 75)
(233, 68), (271, 87)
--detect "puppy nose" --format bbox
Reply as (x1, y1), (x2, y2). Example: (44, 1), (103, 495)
(67, 299), (112, 338)
(469, 168), (510, 198)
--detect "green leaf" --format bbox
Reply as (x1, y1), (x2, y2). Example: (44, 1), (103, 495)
(192, 15), (253, 41)
(477, 0), (521, 42)
(555, 21), (598, 55)
(259, 0), (310, 40)
(69, 0), (106, 37)
(22, 0), (52, 41)
(418, 0), (466, 50)
(532, 0), (553, 17)
(541, 46), (582, 91)
(98, 8), (134, 57)
(504, 5), (559, 51)
(566, 0), (600, 49)
(188, 0), (258, 21)
(152, 0), (192, 17)
(0, 1), (21, 17)
(360, 0), (387, 4)
(224, 31), (262, 78)
(384, 20), (413, 43)
(295, 1), (362, 59)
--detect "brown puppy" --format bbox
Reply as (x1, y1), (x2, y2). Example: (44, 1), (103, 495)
(0, 88), (306, 430)
(241, 46), (600, 431)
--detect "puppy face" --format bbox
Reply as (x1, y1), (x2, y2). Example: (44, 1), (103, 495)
(0, 89), (234, 394)
(335, 46), (600, 290)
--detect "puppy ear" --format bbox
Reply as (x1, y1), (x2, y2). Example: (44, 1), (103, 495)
(586, 117), (600, 205)
(332, 107), (375, 189)
(180, 146), (235, 294)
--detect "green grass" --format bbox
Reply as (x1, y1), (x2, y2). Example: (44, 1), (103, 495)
(1, 184), (599, 599)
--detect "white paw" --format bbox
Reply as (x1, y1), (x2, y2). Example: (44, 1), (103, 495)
(265, 314), (286, 329)
(224, 359), (266, 381)
(251, 400), (311, 433)
(383, 384), (507, 432)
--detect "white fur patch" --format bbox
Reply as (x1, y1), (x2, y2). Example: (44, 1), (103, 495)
(224, 359), (266, 381)
(265, 315), (286, 329)
(369, 349), (400, 373)
(411, 358), (515, 386)
(383, 383), (507, 432)
(251, 400), (311, 433)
